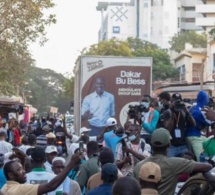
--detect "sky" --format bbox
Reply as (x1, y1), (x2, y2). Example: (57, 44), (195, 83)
(30, 0), (101, 77)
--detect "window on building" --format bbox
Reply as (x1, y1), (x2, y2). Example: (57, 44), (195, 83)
(185, 18), (195, 23)
(144, 2), (148, 7)
(192, 63), (202, 82)
(178, 17), (180, 28)
(180, 65), (186, 81)
(184, 7), (195, 11)
(151, 0), (162, 6)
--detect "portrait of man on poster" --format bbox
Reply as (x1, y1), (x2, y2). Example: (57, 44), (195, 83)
(81, 76), (115, 136)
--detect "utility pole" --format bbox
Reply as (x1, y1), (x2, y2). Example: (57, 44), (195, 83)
(200, 59), (205, 90)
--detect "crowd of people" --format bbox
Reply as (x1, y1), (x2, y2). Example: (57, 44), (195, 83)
(0, 90), (215, 195)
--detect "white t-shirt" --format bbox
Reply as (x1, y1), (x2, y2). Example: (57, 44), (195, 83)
(44, 161), (53, 173)
(26, 168), (62, 195)
(19, 145), (31, 154)
(141, 111), (151, 135)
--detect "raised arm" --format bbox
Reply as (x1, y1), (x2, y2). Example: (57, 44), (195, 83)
(37, 153), (82, 195)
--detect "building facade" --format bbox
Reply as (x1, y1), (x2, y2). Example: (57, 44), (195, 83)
(97, 0), (203, 49)
(196, 0), (215, 79)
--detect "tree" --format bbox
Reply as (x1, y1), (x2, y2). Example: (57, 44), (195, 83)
(0, 0), (56, 46)
(77, 38), (178, 81)
(63, 77), (74, 99)
(169, 31), (207, 53)
(24, 66), (70, 114)
(127, 37), (178, 81)
(0, 40), (33, 95)
(0, 0), (56, 95)
(85, 39), (133, 56)
(209, 27), (215, 41)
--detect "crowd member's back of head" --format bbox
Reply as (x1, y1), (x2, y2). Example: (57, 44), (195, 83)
(21, 135), (28, 145)
(112, 177), (141, 195)
(87, 141), (99, 157)
(79, 134), (89, 144)
(158, 91), (171, 102)
(99, 147), (114, 166)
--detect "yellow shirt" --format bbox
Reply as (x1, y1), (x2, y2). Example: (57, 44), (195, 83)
(2, 181), (39, 195)
(141, 188), (159, 195)
(87, 169), (123, 191)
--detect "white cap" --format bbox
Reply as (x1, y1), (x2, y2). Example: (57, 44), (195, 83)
(106, 117), (117, 127)
(80, 127), (91, 134)
(46, 132), (56, 139)
(52, 156), (66, 165)
(55, 120), (62, 127)
(45, 145), (58, 154)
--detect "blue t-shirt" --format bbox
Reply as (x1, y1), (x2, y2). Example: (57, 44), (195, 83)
(0, 168), (6, 189)
(87, 184), (112, 195)
(104, 130), (122, 158)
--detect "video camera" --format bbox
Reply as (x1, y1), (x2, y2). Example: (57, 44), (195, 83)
(114, 126), (125, 137)
(174, 99), (185, 111)
(127, 104), (146, 119)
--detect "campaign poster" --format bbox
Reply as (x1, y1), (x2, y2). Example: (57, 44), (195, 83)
(75, 56), (152, 136)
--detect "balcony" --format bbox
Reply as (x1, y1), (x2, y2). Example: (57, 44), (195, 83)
(196, 4), (215, 13)
(181, 0), (203, 7)
(196, 17), (215, 26)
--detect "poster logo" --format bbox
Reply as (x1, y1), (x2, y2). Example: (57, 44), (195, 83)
(87, 60), (103, 72)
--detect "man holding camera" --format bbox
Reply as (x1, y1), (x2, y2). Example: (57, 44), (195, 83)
(115, 124), (151, 176)
(162, 93), (196, 157)
(137, 95), (159, 144)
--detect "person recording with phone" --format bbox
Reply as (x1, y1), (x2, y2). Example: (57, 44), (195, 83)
(115, 124), (151, 176)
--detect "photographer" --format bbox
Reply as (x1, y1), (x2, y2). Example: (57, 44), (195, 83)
(115, 124), (151, 176)
(162, 93), (196, 157)
(135, 95), (159, 144)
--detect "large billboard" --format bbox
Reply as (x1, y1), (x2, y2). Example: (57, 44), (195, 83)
(74, 56), (152, 136)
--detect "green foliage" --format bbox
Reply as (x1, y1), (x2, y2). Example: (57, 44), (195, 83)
(0, 0), (56, 46)
(127, 37), (178, 81)
(63, 77), (74, 98)
(0, 40), (33, 95)
(0, 0), (56, 95)
(169, 31), (207, 52)
(77, 38), (178, 81)
(85, 39), (133, 56)
(23, 67), (70, 115)
(209, 27), (215, 41)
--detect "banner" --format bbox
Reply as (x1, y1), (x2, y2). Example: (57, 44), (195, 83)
(75, 56), (152, 136)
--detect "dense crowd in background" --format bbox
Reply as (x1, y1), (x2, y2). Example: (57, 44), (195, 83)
(1, 90), (215, 195)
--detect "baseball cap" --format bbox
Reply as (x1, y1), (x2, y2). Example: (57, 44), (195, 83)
(31, 147), (46, 162)
(101, 163), (118, 182)
(0, 153), (4, 165)
(139, 162), (161, 183)
(151, 128), (171, 148)
(172, 93), (182, 100)
(46, 132), (56, 139)
(106, 117), (117, 127)
(45, 145), (58, 154)
(80, 127), (91, 134)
